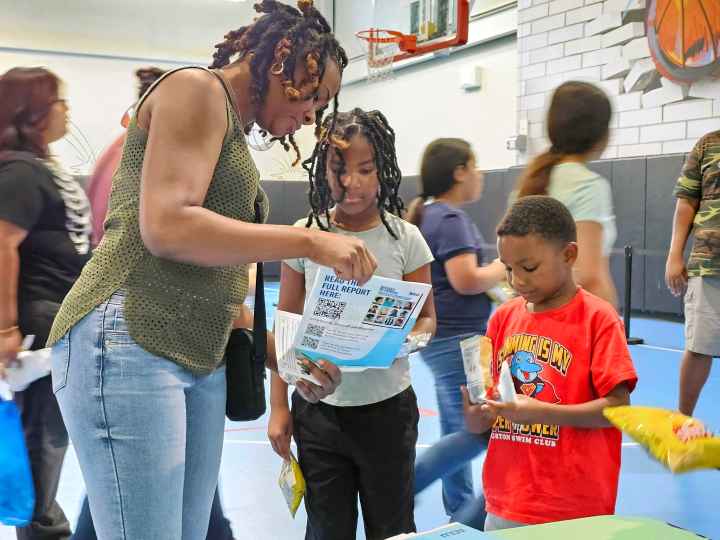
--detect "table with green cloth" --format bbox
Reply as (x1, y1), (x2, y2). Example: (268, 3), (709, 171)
(404, 516), (704, 539)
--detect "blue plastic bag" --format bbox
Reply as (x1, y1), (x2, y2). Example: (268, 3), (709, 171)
(0, 394), (35, 526)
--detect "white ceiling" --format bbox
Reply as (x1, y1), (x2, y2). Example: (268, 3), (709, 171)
(1, 0), (332, 63)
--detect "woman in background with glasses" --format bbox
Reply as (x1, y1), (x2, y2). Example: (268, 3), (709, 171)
(0, 66), (91, 540)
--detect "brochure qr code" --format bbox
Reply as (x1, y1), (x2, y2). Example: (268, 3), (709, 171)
(290, 267), (431, 370)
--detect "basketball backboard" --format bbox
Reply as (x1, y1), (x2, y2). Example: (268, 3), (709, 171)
(337, 0), (470, 71)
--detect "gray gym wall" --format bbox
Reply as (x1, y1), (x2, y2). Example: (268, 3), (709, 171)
(258, 153), (689, 318)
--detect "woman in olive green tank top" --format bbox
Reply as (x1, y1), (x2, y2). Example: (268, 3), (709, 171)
(48, 3), (376, 539)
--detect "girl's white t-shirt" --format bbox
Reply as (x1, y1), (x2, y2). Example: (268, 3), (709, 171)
(285, 213), (434, 406)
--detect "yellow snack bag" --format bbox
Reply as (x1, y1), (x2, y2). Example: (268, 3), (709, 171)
(279, 454), (306, 517)
(603, 406), (720, 473)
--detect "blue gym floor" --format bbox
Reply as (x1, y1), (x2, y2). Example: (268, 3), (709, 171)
(2, 284), (718, 539)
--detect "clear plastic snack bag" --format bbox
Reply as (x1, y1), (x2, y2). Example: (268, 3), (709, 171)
(460, 335), (494, 404)
(497, 361), (517, 404)
(279, 454), (306, 517)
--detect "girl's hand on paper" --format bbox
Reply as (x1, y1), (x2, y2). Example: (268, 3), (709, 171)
(268, 407), (293, 460)
(295, 359), (342, 403)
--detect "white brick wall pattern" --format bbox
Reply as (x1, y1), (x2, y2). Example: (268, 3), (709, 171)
(624, 58), (660, 93)
(549, 0), (584, 15)
(688, 79), (720, 100)
(664, 100), (714, 123)
(548, 23), (585, 44)
(622, 37), (651, 60)
(566, 4), (604, 25)
(582, 46), (622, 67)
(532, 13), (566, 33)
(565, 35), (604, 55)
(602, 57), (631, 80)
(663, 139), (697, 154)
(516, 0), (720, 162)
(640, 122), (687, 143)
(688, 119), (720, 139)
(619, 107), (662, 128)
(585, 13), (623, 36)
(602, 22), (645, 48)
(641, 79), (688, 109)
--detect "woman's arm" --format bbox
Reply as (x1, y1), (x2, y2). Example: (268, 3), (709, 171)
(0, 220), (26, 371)
(445, 255), (506, 295)
(665, 197), (699, 296)
(574, 221), (618, 308)
(136, 71), (375, 282)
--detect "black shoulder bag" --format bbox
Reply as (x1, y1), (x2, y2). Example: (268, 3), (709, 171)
(225, 203), (268, 421)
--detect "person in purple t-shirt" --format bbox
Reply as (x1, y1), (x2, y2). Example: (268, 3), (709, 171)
(406, 138), (505, 529)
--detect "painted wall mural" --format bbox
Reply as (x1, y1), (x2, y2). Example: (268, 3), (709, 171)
(646, 0), (720, 83)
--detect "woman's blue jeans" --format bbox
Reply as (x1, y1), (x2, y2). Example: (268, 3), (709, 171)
(51, 291), (226, 540)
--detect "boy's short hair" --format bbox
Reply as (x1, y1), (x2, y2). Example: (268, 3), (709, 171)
(497, 195), (577, 244)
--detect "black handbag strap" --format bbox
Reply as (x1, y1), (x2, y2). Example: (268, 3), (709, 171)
(253, 201), (267, 363)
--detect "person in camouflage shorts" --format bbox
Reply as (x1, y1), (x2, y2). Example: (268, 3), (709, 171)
(665, 130), (720, 416)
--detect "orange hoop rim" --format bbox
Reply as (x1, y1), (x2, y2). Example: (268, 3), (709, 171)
(356, 29), (417, 52)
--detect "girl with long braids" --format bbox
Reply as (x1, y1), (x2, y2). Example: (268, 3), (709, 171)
(268, 108), (437, 540)
(46, 2), (376, 539)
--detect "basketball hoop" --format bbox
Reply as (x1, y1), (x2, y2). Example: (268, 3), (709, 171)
(356, 29), (417, 82)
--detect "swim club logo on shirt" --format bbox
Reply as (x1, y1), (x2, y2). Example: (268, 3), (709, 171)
(491, 333), (573, 448)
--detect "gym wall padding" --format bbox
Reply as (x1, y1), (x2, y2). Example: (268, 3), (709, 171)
(645, 155), (688, 316)
(258, 152), (688, 317)
(608, 158), (647, 313)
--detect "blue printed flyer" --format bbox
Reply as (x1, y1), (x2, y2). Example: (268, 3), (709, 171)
(385, 522), (487, 539)
(290, 267), (431, 370)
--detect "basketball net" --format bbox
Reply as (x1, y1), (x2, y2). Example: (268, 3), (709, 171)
(356, 29), (405, 83)
(366, 35), (399, 82)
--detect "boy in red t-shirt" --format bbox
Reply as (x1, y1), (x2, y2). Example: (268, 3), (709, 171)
(463, 196), (638, 531)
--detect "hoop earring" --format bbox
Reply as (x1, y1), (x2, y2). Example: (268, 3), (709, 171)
(271, 61), (285, 75)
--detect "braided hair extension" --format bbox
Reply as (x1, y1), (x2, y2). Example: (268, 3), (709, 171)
(209, 0), (347, 165)
(302, 108), (405, 240)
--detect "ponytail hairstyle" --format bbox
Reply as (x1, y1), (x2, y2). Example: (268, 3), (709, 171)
(517, 81), (611, 197)
(209, 0), (347, 164)
(405, 138), (474, 227)
(303, 108), (404, 239)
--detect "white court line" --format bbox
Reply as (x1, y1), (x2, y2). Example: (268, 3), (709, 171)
(635, 344), (683, 354)
(224, 440), (640, 449)
(225, 440), (433, 449)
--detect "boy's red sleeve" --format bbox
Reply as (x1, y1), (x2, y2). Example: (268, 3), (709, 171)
(485, 308), (504, 379)
(590, 317), (638, 398)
